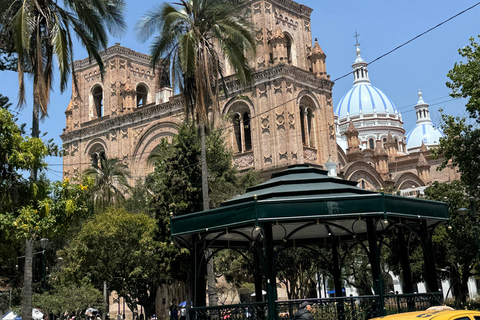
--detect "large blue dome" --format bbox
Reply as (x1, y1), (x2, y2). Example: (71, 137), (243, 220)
(335, 83), (398, 119)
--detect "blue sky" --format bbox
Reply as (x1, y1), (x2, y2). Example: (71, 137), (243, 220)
(3, 0), (479, 181)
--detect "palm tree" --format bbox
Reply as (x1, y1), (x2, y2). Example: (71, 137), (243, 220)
(137, 0), (255, 212)
(2, 0), (125, 140)
(1, 2), (125, 319)
(84, 157), (132, 214)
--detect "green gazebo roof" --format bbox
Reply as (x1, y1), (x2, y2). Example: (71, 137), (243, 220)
(171, 165), (448, 246)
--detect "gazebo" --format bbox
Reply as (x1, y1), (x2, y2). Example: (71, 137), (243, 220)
(171, 165), (448, 320)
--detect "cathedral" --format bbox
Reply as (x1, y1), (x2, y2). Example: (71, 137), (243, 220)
(61, 0), (458, 197)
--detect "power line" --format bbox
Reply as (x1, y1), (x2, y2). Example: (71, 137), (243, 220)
(50, 1), (480, 178)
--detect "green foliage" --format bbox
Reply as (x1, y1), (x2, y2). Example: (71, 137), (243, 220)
(84, 158), (132, 214)
(33, 282), (103, 318)
(446, 37), (480, 121)
(276, 247), (319, 299)
(60, 207), (181, 318)
(147, 124), (259, 219)
(137, 0), (255, 125)
(433, 113), (480, 199)
(424, 180), (474, 307)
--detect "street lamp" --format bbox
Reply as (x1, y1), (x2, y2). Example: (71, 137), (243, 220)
(458, 197), (480, 260)
(40, 238), (49, 292)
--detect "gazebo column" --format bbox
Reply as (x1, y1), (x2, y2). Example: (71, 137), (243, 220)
(397, 227), (414, 293)
(420, 221), (439, 292)
(366, 218), (385, 317)
(252, 247), (264, 302)
(263, 224), (277, 320)
(332, 238), (345, 320)
(193, 238), (207, 308)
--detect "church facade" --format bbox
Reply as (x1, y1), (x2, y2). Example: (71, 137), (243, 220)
(61, 0), (457, 196)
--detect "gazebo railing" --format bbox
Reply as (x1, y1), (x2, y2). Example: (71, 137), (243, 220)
(277, 296), (381, 320)
(191, 302), (268, 320)
(383, 292), (444, 315)
(190, 293), (444, 320)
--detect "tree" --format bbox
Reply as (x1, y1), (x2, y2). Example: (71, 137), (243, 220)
(84, 158), (132, 214)
(446, 36), (480, 121)
(2, 2), (125, 317)
(1, 0), (126, 140)
(137, 0), (256, 212)
(60, 208), (179, 319)
(423, 181), (475, 308)
(147, 123), (259, 305)
(33, 282), (103, 319)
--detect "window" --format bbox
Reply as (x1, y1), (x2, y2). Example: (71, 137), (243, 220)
(369, 138), (375, 150)
(300, 106), (315, 147)
(232, 110), (252, 153)
(382, 138), (387, 148)
(394, 138), (398, 150)
(136, 84), (148, 107)
(92, 86), (103, 117)
(91, 149), (106, 168)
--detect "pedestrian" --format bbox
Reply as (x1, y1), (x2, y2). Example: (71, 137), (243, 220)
(294, 301), (314, 320)
(172, 306), (178, 320)
(180, 306), (186, 320)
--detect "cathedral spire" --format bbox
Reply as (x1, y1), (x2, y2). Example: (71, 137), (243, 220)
(351, 35), (370, 85)
(415, 89), (431, 124)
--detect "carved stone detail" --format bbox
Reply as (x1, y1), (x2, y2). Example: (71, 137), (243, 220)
(110, 60), (116, 69)
(73, 167), (79, 174)
(288, 111), (295, 129)
(303, 147), (317, 161)
(279, 151), (288, 161)
(122, 154), (129, 165)
(111, 82), (117, 96)
(110, 129), (117, 141)
(261, 115), (270, 133)
(133, 127), (145, 140)
(121, 129), (128, 139)
(291, 151), (297, 160)
(264, 155), (273, 164)
(234, 153), (254, 169)
(329, 124), (335, 140)
(276, 111), (285, 128)
(119, 60), (126, 69)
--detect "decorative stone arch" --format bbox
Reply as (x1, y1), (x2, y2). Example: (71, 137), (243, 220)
(84, 138), (108, 167)
(393, 172), (425, 190)
(283, 31), (297, 66)
(342, 161), (386, 190)
(132, 121), (182, 176)
(89, 83), (104, 119)
(135, 81), (150, 107)
(222, 97), (255, 154)
(337, 144), (347, 170)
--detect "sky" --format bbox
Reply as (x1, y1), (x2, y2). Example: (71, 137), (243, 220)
(3, 0), (480, 181)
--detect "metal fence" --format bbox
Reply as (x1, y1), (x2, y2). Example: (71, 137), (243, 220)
(190, 293), (444, 320)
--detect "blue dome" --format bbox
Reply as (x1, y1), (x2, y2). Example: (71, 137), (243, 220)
(335, 83), (398, 119)
(406, 122), (443, 151)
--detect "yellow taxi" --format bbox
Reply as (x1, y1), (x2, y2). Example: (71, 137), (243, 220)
(370, 307), (480, 320)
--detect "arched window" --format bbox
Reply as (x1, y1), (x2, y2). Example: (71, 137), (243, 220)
(232, 110), (252, 153)
(92, 86), (103, 117)
(136, 84), (148, 107)
(382, 138), (387, 148)
(300, 106), (315, 147)
(394, 138), (398, 150)
(91, 148), (106, 168)
(369, 138), (375, 150)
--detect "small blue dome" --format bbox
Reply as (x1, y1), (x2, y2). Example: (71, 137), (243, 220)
(406, 123), (443, 150)
(335, 83), (398, 119)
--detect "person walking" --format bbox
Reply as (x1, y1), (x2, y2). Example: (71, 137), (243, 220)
(294, 301), (314, 320)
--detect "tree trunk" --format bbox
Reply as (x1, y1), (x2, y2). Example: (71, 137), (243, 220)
(22, 239), (34, 320)
(199, 123), (217, 306)
(199, 123), (209, 211)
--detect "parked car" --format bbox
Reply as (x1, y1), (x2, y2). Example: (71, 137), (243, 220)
(370, 308), (480, 320)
